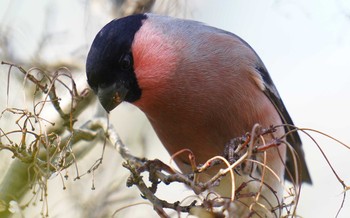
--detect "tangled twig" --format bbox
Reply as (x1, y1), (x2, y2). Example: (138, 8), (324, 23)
(0, 61), (96, 217)
(107, 121), (350, 217)
(107, 124), (294, 217)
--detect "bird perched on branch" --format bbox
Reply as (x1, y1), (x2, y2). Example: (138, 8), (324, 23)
(86, 13), (311, 217)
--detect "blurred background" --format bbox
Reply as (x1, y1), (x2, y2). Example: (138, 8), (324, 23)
(0, 0), (350, 217)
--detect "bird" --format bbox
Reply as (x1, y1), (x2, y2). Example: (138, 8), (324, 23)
(86, 13), (311, 217)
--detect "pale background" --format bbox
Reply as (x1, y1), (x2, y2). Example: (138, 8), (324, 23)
(0, 0), (350, 217)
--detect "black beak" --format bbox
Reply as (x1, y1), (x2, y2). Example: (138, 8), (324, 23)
(97, 82), (128, 112)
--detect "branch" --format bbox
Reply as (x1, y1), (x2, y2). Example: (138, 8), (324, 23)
(106, 124), (293, 217)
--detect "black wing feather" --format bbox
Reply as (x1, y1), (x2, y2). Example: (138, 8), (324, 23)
(257, 66), (312, 184)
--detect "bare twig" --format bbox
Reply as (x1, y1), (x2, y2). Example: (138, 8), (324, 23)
(105, 124), (296, 217)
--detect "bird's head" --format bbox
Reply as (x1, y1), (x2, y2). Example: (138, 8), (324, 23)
(86, 14), (146, 112)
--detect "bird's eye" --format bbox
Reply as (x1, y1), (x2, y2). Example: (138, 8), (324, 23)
(119, 53), (133, 71)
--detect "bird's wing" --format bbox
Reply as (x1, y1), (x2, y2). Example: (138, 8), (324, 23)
(256, 65), (312, 184)
(211, 26), (312, 183)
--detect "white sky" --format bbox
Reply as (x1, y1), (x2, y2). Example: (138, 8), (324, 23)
(1, 0), (350, 217)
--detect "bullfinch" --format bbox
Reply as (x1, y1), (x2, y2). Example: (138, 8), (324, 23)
(86, 13), (311, 217)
